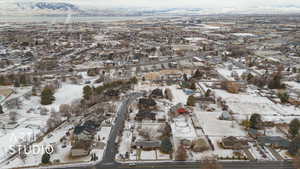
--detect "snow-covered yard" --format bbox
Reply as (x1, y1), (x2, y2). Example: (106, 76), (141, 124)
(44, 83), (83, 111)
(0, 82), (86, 167)
(194, 110), (247, 137)
(247, 143), (276, 161)
(171, 116), (197, 140)
(214, 89), (300, 122)
(284, 81), (300, 92)
(1, 124), (112, 169)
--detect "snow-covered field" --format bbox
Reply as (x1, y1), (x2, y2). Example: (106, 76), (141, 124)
(285, 81), (300, 91)
(214, 89), (300, 122)
(1, 124), (112, 168)
(122, 81), (293, 162)
(45, 83), (83, 111)
(194, 110), (246, 137)
(171, 116), (197, 140)
(232, 33), (256, 37)
(0, 83), (85, 167)
(2, 122), (73, 168)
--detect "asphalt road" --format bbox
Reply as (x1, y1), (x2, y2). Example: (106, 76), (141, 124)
(101, 92), (143, 163)
(53, 160), (295, 169)
(52, 92), (296, 169)
(54, 94), (136, 169)
(112, 161), (295, 169)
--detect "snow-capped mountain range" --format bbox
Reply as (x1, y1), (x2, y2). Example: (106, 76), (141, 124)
(0, 1), (82, 16)
(0, 0), (300, 16)
(16, 2), (79, 11)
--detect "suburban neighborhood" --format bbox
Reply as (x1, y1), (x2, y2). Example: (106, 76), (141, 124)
(0, 3), (300, 169)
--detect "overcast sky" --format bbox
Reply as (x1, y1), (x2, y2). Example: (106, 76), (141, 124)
(2, 0), (300, 9)
(57, 0), (300, 8)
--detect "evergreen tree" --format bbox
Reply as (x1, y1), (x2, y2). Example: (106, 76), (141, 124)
(247, 73), (254, 82)
(193, 69), (203, 79)
(130, 76), (138, 84)
(14, 80), (20, 87)
(288, 136), (300, 156)
(0, 105), (4, 114)
(289, 119), (300, 139)
(160, 137), (173, 154)
(41, 87), (55, 105)
(205, 89), (211, 97)
(190, 82), (197, 90)
(250, 113), (262, 129)
(41, 152), (50, 164)
(278, 92), (289, 103)
(183, 73), (188, 81)
(293, 67), (297, 73)
(0, 76), (5, 85)
(19, 74), (27, 85)
(83, 85), (93, 100)
(187, 95), (196, 106)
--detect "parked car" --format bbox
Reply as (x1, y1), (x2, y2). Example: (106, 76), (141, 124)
(129, 163), (136, 167)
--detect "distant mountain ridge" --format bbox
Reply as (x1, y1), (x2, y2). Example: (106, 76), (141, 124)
(34, 2), (79, 11)
(0, 0), (300, 17)
(16, 1), (79, 11)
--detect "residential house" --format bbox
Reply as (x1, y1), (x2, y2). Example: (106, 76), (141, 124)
(135, 110), (156, 121)
(248, 129), (264, 139)
(71, 121), (97, 157)
(177, 108), (189, 115)
(150, 88), (164, 98)
(104, 89), (120, 99)
(135, 140), (161, 150)
(138, 98), (157, 110)
(221, 136), (249, 150)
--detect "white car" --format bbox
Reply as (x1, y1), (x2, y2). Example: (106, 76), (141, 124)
(129, 163), (136, 167)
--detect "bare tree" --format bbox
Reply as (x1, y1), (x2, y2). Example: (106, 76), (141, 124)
(46, 109), (62, 130)
(70, 99), (84, 116)
(201, 157), (222, 169)
(293, 153), (300, 169)
(175, 144), (188, 161)
(9, 111), (17, 122)
(59, 104), (71, 118)
(5, 98), (22, 110)
(53, 79), (62, 89)
(165, 88), (173, 101)
(138, 127), (161, 141)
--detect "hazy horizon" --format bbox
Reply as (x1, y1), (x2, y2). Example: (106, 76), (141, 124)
(0, 0), (300, 9)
